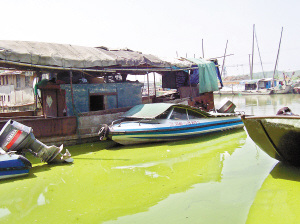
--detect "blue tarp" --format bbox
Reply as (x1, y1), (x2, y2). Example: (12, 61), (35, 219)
(187, 67), (199, 85)
(187, 58), (219, 94)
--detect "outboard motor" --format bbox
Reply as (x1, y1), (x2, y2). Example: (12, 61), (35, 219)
(0, 120), (73, 163)
(216, 98), (236, 113)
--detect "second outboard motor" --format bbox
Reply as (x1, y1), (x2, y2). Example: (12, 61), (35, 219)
(0, 120), (73, 163)
(216, 98), (236, 113)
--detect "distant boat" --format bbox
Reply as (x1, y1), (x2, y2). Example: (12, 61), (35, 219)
(0, 148), (31, 180)
(99, 102), (244, 145)
(239, 78), (274, 95)
(271, 83), (293, 94)
(241, 111), (300, 166)
(215, 79), (274, 95)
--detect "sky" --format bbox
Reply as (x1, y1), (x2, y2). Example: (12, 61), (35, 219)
(1, 0), (300, 77)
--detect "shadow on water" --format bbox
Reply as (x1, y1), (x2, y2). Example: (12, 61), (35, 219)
(270, 162), (300, 182)
(0, 125), (248, 223)
(24, 139), (120, 165)
(1, 129), (245, 184)
(0, 161), (75, 184)
(246, 157), (300, 223)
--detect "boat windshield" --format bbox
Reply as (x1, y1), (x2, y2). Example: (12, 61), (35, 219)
(170, 108), (188, 120)
(169, 107), (206, 120)
(156, 108), (172, 119)
(187, 110), (206, 119)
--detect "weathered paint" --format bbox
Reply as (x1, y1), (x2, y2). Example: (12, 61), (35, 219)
(39, 85), (66, 117)
(61, 82), (143, 116)
(0, 117), (77, 138)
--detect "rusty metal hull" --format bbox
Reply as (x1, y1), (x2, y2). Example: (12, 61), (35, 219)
(241, 115), (300, 166)
(0, 117), (77, 138)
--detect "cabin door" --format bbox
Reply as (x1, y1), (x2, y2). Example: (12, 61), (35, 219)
(42, 89), (58, 117)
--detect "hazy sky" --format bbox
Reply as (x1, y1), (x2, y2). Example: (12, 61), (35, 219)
(1, 0), (299, 76)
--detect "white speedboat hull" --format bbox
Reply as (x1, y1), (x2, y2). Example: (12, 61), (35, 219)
(109, 117), (243, 145)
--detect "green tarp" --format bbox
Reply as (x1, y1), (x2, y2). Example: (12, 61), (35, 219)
(122, 103), (210, 119)
(187, 58), (219, 94)
(122, 103), (174, 119)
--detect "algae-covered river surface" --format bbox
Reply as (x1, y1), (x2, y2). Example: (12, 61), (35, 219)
(1, 94), (300, 223)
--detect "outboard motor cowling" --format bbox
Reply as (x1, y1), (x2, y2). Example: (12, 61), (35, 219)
(216, 98), (236, 113)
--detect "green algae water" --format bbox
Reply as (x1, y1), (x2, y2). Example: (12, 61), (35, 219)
(1, 94), (300, 223)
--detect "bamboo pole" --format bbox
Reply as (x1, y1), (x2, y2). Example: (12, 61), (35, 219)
(208, 54), (234, 60)
(0, 60), (197, 73)
(220, 40), (228, 77)
(202, 39), (205, 58)
(249, 54), (252, 78)
(272, 27), (283, 87)
(251, 24), (255, 80)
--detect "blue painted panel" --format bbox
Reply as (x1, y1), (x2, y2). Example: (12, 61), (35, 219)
(106, 95), (117, 110)
(61, 83), (143, 116)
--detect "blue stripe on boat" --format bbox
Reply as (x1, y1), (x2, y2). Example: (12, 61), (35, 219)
(116, 118), (240, 131)
(115, 119), (242, 133)
(0, 159), (28, 169)
(0, 169), (30, 176)
(112, 121), (243, 140)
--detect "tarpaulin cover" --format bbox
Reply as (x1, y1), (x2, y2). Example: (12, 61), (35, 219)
(0, 40), (168, 69)
(122, 103), (175, 119)
(122, 103), (210, 119)
(187, 58), (219, 93)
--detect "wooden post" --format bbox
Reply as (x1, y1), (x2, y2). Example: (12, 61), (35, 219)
(70, 70), (81, 142)
(70, 71), (75, 114)
(153, 72), (156, 102)
(147, 73), (150, 103)
(188, 70), (193, 100)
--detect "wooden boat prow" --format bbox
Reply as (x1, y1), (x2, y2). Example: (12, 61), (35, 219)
(241, 114), (300, 166)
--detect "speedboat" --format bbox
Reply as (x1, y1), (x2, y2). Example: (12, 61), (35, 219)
(0, 148), (31, 180)
(99, 102), (244, 145)
(241, 107), (300, 166)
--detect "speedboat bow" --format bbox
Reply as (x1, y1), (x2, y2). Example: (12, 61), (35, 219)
(0, 148), (31, 180)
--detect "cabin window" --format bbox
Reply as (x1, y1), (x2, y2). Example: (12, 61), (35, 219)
(90, 95), (105, 111)
(187, 110), (205, 119)
(25, 76), (30, 87)
(16, 75), (21, 88)
(170, 108), (188, 120)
